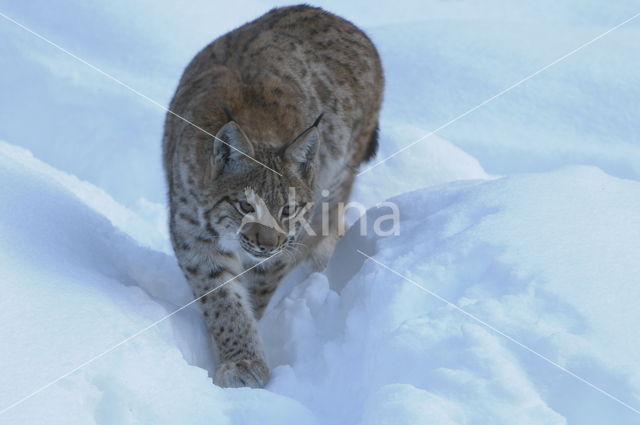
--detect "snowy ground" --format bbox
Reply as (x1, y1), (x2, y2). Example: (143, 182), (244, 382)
(1, 1), (640, 424)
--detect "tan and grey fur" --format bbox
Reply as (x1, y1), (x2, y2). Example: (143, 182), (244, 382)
(163, 5), (383, 388)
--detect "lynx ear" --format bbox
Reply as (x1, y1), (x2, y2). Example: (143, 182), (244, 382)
(213, 121), (254, 172)
(285, 126), (319, 177)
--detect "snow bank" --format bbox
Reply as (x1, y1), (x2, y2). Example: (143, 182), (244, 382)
(0, 141), (169, 252)
(262, 166), (640, 424)
(1, 140), (639, 424)
(351, 124), (492, 209)
(368, 2), (640, 182)
(0, 142), (315, 425)
(2, 2), (639, 423)
(2, 0), (639, 209)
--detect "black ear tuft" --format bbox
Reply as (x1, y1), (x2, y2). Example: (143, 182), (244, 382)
(311, 112), (324, 128)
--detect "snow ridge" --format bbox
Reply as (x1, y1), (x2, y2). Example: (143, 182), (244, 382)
(2, 139), (640, 424)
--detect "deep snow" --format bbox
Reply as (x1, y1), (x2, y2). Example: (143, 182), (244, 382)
(1, 0), (639, 209)
(0, 141), (315, 424)
(1, 1), (640, 424)
(1, 138), (639, 424)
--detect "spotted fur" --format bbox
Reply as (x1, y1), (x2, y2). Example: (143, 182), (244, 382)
(163, 5), (383, 388)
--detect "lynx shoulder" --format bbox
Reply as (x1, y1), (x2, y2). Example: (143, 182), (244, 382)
(162, 4), (383, 388)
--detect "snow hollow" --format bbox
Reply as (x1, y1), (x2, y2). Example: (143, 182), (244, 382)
(1, 137), (639, 424)
(1, 1), (640, 424)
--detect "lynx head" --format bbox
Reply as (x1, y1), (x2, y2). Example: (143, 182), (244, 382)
(204, 119), (320, 261)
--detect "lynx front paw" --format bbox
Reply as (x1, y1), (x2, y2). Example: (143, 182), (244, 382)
(215, 358), (270, 388)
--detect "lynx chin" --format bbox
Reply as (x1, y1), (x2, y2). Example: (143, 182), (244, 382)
(163, 5), (383, 388)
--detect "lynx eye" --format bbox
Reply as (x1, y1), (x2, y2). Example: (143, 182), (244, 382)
(281, 203), (301, 219)
(236, 200), (255, 215)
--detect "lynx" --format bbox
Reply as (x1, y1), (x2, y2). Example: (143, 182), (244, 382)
(163, 5), (383, 388)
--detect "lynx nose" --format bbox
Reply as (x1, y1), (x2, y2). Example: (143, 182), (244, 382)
(255, 224), (284, 252)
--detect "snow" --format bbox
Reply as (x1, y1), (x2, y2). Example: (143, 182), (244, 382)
(2, 1), (640, 424)
(2, 138), (640, 423)
(351, 124), (492, 209)
(0, 141), (315, 424)
(1, 0), (639, 209)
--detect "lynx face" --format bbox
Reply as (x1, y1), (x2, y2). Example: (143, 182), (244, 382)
(205, 121), (317, 261)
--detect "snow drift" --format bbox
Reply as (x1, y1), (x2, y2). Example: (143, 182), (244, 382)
(3, 0), (639, 209)
(1, 139), (639, 424)
(0, 141), (314, 425)
(265, 166), (640, 424)
(2, 2), (640, 423)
